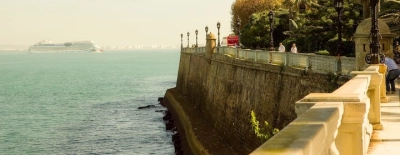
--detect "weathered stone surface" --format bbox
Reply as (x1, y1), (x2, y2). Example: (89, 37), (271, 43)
(251, 102), (344, 155)
(354, 18), (396, 71)
(254, 66), (379, 155)
(173, 52), (344, 154)
(355, 18), (391, 34)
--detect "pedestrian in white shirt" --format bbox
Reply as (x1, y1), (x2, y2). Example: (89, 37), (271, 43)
(278, 43), (285, 52)
(291, 43), (297, 53)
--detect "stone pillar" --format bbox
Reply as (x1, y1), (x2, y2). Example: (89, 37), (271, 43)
(205, 32), (216, 64)
(378, 64), (388, 103)
(269, 51), (272, 63)
(351, 65), (383, 129)
(284, 53), (289, 66)
(352, 0), (370, 19)
(336, 57), (342, 75)
(353, 18), (396, 71)
(296, 92), (372, 155)
(307, 54), (312, 71)
(363, 1), (370, 19)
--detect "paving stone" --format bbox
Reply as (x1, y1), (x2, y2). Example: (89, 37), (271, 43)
(368, 83), (400, 155)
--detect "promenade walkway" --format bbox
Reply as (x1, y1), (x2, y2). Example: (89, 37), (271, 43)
(368, 81), (400, 154)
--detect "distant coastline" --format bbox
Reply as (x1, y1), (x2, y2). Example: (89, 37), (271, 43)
(0, 45), (29, 51)
(0, 49), (180, 52)
(0, 49), (28, 52)
(0, 45), (182, 51)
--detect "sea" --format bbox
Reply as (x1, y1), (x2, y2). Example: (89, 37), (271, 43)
(0, 50), (179, 155)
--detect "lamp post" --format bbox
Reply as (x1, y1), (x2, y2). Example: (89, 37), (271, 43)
(334, 0), (343, 57)
(187, 32), (190, 48)
(236, 18), (241, 48)
(217, 22), (221, 47)
(365, 0), (385, 64)
(181, 33), (183, 49)
(268, 11), (275, 51)
(205, 26), (208, 38)
(195, 30), (198, 47)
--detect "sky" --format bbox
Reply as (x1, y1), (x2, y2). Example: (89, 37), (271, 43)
(0, 0), (236, 46)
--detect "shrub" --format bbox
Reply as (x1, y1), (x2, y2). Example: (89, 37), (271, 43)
(250, 110), (279, 142)
(325, 38), (355, 57)
(315, 50), (330, 55)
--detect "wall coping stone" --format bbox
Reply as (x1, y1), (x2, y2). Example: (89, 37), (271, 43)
(251, 102), (343, 155)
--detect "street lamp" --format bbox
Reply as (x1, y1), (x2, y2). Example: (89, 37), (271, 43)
(187, 32), (190, 48)
(181, 33), (183, 49)
(205, 26), (208, 39)
(365, 0), (385, 64)
(217, 22), (221, 47)
(236, 18), (241, 48)
(268, 11), (275, 51)
(195, 30), (198, 47)
(334, 0), (343, 56)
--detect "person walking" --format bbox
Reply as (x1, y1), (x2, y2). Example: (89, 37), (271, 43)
(384, 57), (400, 94)
(290, 43), (297, 53)
(278, 42), (285, 52)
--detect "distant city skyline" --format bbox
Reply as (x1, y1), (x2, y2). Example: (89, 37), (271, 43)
(0, 0), (236, 47)
(0, 42), (231, 50)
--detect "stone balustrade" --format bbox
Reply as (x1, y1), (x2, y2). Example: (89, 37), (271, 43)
(178, 44), (388, 154)
(250, 65), (385, 155)
(182, 46), (357, 75)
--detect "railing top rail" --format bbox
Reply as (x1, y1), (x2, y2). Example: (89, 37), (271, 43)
(250, 102), (344, 155)
(332, 74), (370, 95)
(182, 47), (357, 75)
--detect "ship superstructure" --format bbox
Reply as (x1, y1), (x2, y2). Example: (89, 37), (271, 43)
(29, 40), (102, 53)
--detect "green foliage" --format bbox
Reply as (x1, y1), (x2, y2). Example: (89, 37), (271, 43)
(240, 9), (290, 48)
(325, 38), (355, 57)
(284, 0), (362, 52)
(380, 1), (400, 36)
(315, 50), (330, 55)
(235, 0), (364, 52)
(250, 110), (279, 142)
(380, 0), (400, 12)
(231, 0), (283, 34)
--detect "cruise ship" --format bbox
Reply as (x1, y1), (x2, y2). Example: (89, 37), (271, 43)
(28, 40), (102, 53)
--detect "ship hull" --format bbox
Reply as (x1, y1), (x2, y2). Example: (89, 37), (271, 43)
(28, 40), (102, 53)
(28, 49), (102, 53)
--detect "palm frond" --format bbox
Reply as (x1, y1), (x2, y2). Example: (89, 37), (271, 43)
(290, 19), (298, 29)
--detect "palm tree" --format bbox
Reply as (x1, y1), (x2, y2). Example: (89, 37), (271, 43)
(379, 0), (400, 37)
(282, 0), (319, 34)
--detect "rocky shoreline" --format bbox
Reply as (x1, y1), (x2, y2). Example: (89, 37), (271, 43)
(159, 88), (238, 155)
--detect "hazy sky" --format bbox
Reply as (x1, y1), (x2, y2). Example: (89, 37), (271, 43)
(0, 0), (236, 46)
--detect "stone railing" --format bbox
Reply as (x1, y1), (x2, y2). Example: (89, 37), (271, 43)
(181, 46), (357, 75)
(250, 65), (386, 155)
(181, 47), (206, 54)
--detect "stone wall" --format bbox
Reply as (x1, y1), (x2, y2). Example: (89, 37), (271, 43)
(251, 65), (386, 155)
(172, 51), (349, 154)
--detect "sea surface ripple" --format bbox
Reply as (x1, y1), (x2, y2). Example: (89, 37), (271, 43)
(0, 50), (178, 155)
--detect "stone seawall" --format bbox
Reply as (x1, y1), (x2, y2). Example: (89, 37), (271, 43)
(162, 89), (207, 155)
(163, 88), (239, 155)
(167, 52), (349, 154)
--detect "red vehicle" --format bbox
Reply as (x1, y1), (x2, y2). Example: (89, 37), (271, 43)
(227, 35), (239, 47)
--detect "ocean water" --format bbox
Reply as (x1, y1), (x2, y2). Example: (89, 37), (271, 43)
(0, 50), (179, 155)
